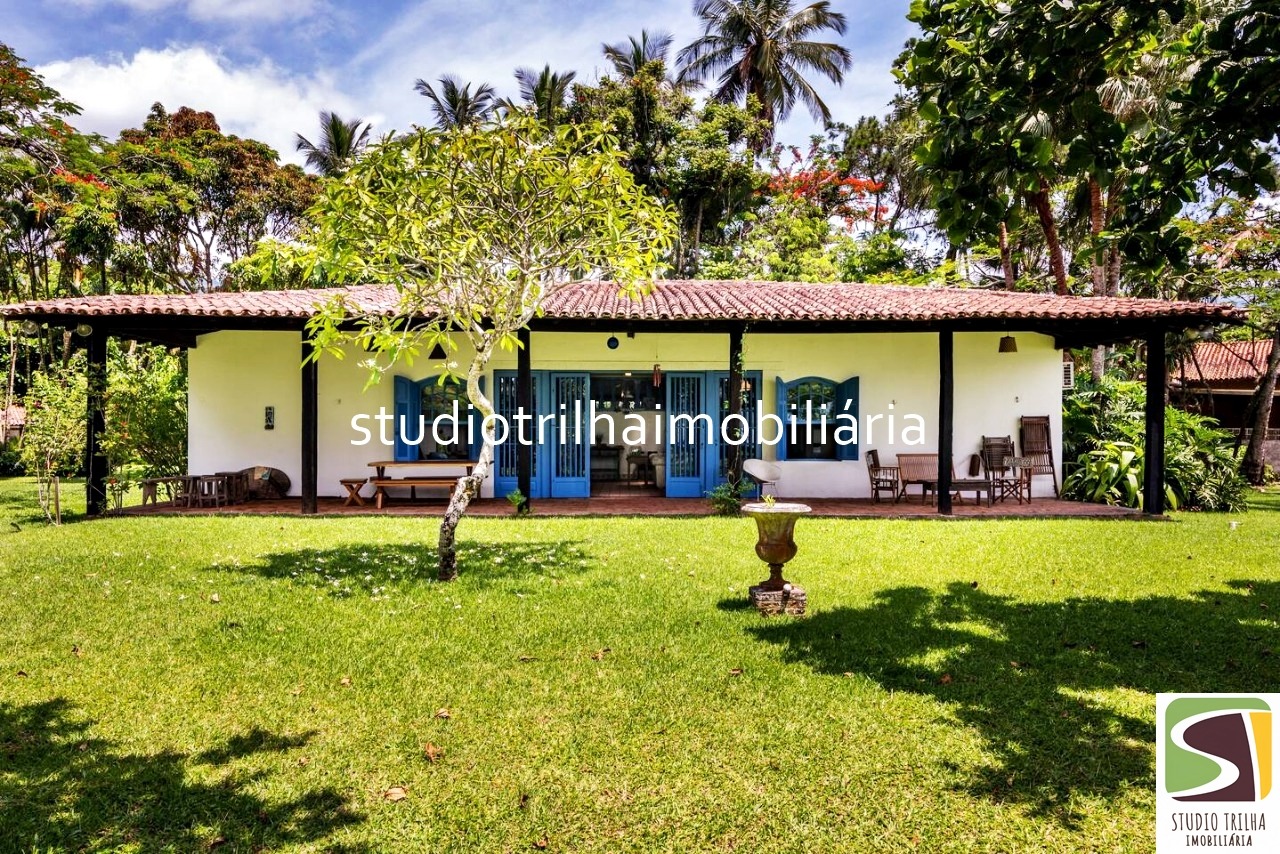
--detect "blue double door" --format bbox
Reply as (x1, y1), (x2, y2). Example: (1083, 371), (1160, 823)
(493, 370), (760, 500)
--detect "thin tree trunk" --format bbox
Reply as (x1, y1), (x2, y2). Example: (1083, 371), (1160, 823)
(1241, 325), (1280, 485)
(690, 201), (704, 277)
(998, 222), (1015, 288)
(437, 352), (496, 580)
(1089, 177), (1107, 381)
(1028, 179), (1069, 295)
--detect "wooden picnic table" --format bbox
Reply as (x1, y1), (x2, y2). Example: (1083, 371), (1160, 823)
(365, 460), (479, 509)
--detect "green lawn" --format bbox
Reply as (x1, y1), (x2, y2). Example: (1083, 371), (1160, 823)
(2, 478), (1278, 853)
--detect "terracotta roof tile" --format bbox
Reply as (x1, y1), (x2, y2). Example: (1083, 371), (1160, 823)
(0, 279), (1240, 326)
(1180, 340), (1275, 383)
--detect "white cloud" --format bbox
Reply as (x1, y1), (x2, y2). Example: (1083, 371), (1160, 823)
(349, 0), (908, 146)
(65, 0), (321, 23)
(37, 46), (376, 165)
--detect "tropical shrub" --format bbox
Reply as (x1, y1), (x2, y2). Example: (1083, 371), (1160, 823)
(707, 478), (754, 515)
(103, 344), (187, 481)
(1062, 376), (1249, 512)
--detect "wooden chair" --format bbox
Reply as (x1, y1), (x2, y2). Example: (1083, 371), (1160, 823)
(980, 436), (1022, 504)
(1019, 416), (1059, 496)
(980, 442), (1022, 504)
(170, 475), (198, 508)
(865, 449), (900, 503)
(196, 475), (228, 508)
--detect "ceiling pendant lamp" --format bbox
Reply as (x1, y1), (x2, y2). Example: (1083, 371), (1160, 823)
(999, 335), (1018, 354)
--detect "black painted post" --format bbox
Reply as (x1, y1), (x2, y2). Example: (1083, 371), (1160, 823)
(301, 331), (318, 515)
(727, 326), (744, 484)
(1143, 329), (1167, 515)
(517, 327), (532, 512)
(937, 328), (954, 516)
(85, 327), (108, 516)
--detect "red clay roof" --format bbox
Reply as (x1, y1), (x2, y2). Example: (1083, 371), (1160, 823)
(1180, 340), (1275, 384)
(0, 280), (1240, 325)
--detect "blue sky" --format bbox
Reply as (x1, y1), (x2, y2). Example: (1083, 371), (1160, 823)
(2, 0), (916, 166)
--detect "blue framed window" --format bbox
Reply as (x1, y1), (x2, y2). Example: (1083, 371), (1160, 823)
(774, 375), (859, 461)
(393, 374), (484, 461)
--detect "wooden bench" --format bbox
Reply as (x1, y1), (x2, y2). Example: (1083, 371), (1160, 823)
(371, 476), (458, 509)
(895, 453), (994, 506)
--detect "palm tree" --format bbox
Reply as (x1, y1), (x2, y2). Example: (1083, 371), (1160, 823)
(499, 65), (577, 126)
(603, 29), (676, 78)
(294, 111), (372, 177)
(677, 0), (852, 139)
(414, 75), (497, 129)
(603, 29), (698, 92)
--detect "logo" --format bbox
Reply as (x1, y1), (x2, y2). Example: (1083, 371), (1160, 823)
(1158, 694), (1277, 852)
(1165, 697), (1272, 802)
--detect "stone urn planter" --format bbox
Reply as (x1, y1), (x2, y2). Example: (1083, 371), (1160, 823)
(741, 501), (811, 615)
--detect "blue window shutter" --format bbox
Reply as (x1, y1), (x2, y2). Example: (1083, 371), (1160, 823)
(836, 376), (860, 461)
(774, 376), (789, 462)
(392, 375), (418, 461)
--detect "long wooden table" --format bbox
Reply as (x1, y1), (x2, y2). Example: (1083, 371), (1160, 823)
(366, 460), (478, 509)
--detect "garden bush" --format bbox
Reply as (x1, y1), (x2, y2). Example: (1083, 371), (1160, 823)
(1062, 376), (1249, 512)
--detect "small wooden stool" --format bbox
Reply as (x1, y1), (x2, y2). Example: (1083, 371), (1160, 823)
(340, 478), (368, 507)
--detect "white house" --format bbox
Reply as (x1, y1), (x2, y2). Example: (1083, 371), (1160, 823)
(2, 279), (1238, 515)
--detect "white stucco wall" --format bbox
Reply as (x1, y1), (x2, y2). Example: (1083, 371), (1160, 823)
(187, 329), (1064, 499)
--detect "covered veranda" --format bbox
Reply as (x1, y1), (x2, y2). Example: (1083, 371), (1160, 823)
(1, 279), (1239, 518)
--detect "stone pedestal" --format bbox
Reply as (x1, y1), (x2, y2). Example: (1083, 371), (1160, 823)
(749, 583), (806, 616)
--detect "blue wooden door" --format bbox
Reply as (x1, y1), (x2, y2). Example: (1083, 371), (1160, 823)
(493, 371), (549, 499)
(711, 371), (762, 488)
(549, 372), (591, 498)
(665, 372), (708, 497)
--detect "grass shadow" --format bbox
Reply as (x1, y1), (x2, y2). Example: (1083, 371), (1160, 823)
(0, 697), (364, 850)
(746, 579), (1280, 825)
(223, 540), (593, 597)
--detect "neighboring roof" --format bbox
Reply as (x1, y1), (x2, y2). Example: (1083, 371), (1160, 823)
(0, 280), (1241, 328)
(2, 405), (23, 428)
(1179, 340), (1275, 385)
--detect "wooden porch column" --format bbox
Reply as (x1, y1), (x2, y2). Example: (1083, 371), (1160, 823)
(727, 325), (744, 483)
(937, 328), (954, 515)
(301, 331), (318, 515)
(517, 327), (532, 511)
(1143, 329), (1167, 515)
(85, 327), (109, 516)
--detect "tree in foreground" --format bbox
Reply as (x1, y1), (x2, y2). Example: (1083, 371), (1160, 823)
(297, 118), (675, 579)
(677, 0), (851, 146)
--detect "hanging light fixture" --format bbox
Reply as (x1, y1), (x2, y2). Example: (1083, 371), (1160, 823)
(428, 342), (447, 361)
(652, 363), (662, 387)
(20, 320), (40, 336)
(74, 323), (94, 338)
(999, 335), (1018, 353)
(606, 335), (620, 350)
